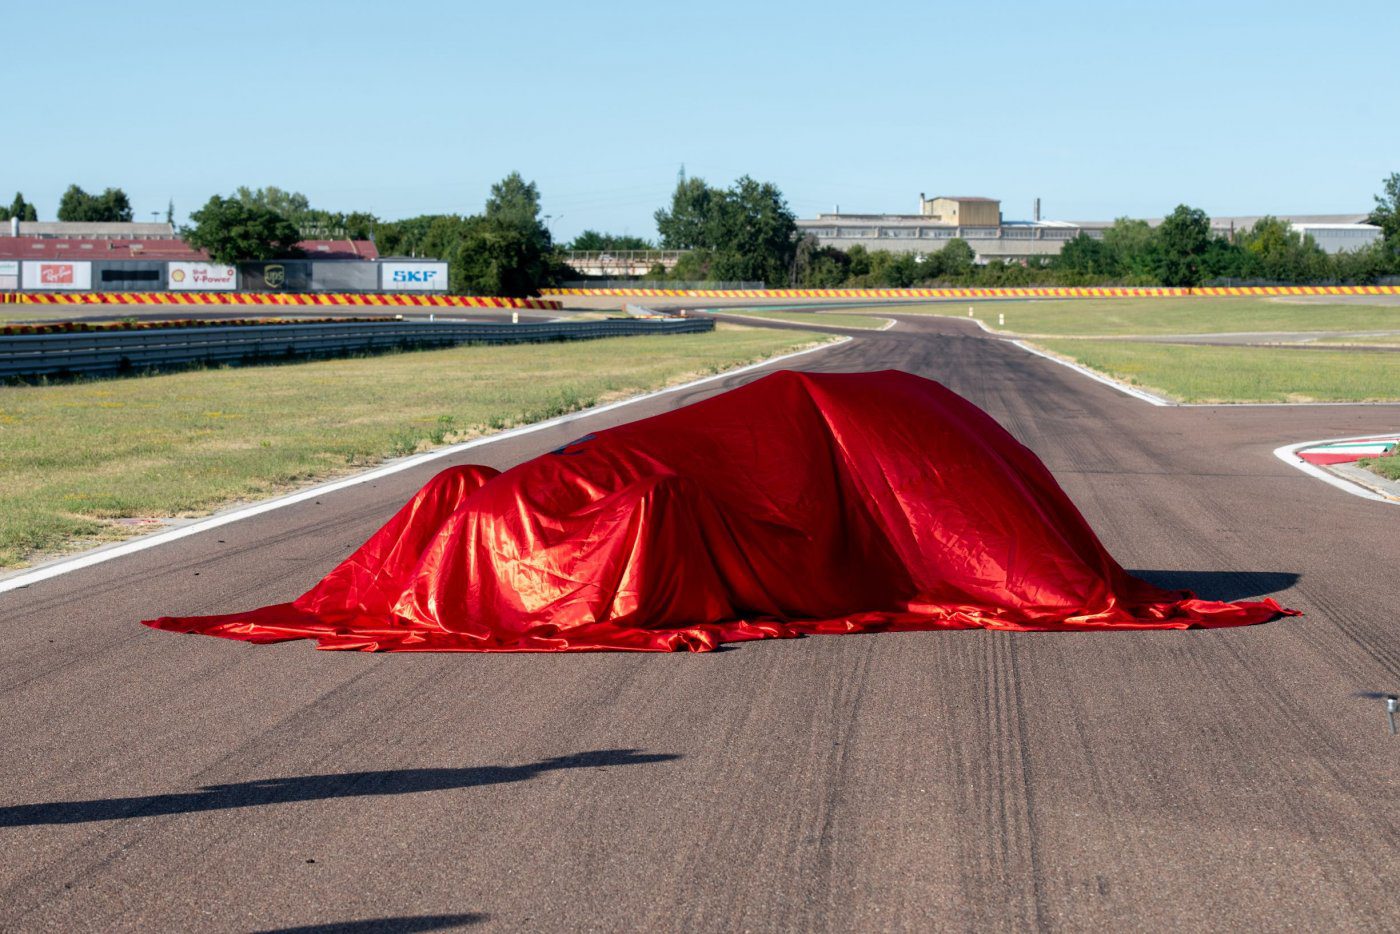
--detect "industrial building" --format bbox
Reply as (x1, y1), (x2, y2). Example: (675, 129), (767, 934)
(0, 220), (446, 292)
(795, 196), (1383, 263)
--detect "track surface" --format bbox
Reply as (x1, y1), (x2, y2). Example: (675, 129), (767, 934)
(3, 315), (1398, 932)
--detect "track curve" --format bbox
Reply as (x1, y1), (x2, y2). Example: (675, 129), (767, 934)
(2, 314), (1397, 931)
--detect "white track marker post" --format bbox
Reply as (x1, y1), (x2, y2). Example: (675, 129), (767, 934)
(968, 307), (973, 317)
(512, 312), (519, 324)
(998, 313), (1005, 327)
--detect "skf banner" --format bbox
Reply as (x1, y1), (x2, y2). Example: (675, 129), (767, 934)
(380, 262), (449, 291)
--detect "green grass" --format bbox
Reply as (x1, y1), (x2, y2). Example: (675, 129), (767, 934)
(1360, 455), (1400, 481)
(1034, 339), (1400, 404)
(1312, 334), (1400, 345)
(0, 323), (827, 569)
(877, 298), (1400, 337)
(721, 310), (892, 330)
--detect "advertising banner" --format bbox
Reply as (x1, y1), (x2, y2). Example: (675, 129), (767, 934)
(168, 262), (237, 291)
(239, 261), (311, 292)
(381, 262), (449, 292)
(310, 261), (378, 292)
(0, 260), (17, 291)
(22, 260), (92, 290)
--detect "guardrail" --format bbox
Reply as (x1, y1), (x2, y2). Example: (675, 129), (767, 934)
(0, 317), (714, 379)
(0, 292), (563, 309)
(543, 285), (1400, 299)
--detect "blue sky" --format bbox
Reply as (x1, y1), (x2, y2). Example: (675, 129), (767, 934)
(5, 0), (1396, 241)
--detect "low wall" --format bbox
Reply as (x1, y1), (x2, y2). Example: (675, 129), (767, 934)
(543, 285), (1400, 300)
(0, 292), (563, 309)
(0, 318), (713, 379)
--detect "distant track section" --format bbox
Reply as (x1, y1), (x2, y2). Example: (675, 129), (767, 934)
(0, 317), (713, 379)
(545, 285), (1400, 300)
(0, 292), (562, 309)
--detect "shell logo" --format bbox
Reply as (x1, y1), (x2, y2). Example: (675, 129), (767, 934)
(171, 269), (186, 283)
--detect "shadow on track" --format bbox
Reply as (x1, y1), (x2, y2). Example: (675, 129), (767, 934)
(254, 914), (488, 933)
(1130, 569), (1301, 602)
(0, 749), (677, 827)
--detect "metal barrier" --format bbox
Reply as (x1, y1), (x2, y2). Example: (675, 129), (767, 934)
(0, 291), (563, 309)
(545, 285), (1400, 299)
(0, 318), (715, 379)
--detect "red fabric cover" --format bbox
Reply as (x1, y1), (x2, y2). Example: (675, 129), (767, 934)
(144, 370), (1294, 652)
(1298, 450), (1390, 466)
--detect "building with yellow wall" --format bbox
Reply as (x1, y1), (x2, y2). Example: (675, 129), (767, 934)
(918, 195), (1001, 227)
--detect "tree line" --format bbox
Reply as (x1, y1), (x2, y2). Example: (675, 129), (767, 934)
(182, 175), (564, 296)
(5, 171), (1398, 294)
(619, 172), (1400, 289)
(1, 185), (145, 223)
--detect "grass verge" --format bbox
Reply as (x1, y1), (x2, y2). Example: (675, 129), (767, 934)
(720, 310), (892, 330)
(876, 297), (1400, 337)
(1312, 334), (1400, 346)
(1359, 455), (1400, 481)
(0, 323), (829, 569)
(1033, 339), (1400, 404)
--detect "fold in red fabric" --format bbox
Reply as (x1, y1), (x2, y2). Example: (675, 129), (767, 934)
(144, 370), (1295, 652)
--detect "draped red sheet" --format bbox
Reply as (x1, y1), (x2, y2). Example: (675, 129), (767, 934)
(144, 370), (1294, 651)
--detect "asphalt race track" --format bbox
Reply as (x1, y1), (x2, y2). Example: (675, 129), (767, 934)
(3, 315), (1397, 932)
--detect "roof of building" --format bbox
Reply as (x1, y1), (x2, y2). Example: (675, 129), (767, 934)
(7, 221), (179, 239)
(927, 196), (999, 203)
(1287, 222), (1381, 231)
(0, 238), (206, 261)
(1165, 213), (1373, 229)
(0, 237), (379, 262)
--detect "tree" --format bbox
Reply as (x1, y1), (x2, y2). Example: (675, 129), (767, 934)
(706, 176), (798, 285)
(374, 173), (561, 296)
(470, 172), (555, 295)
(655, 177), (718, 250)
(57, 185), (133, 222)
(1369, 172), (1400, 247)
(453, 216), (547, 296)
(937, 238), (976, 278)
(1237, 216), (1327, 282)
(165, 199), (175, 225)
(298, 208), (377, 240)
(568, 230), (654, 251)
(1055, 232), (1118, 279)
(230, 187), (379, 240)
(653, 175), (796, 285)
(234, 186), (311, 223)
(1101, 217), (1157, 281)
(183, 195), (303, 263)
(1155, 204), (1213, 286)
(793, 236), (850, 287)
(485, 172), (543, 227)
(1, 192), (38, 221)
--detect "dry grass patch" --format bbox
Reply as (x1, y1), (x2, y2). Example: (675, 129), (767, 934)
(0, 323), (828, 568)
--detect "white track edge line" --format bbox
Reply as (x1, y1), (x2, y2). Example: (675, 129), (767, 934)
(1000, 335), (1400, 410)
(1007, 339), (1173, 406)
(1272, 434), (1399, 505)
(0, 336), (851, 595)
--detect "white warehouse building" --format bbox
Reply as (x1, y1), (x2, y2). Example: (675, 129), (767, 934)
(795, 197), (1383, 262)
